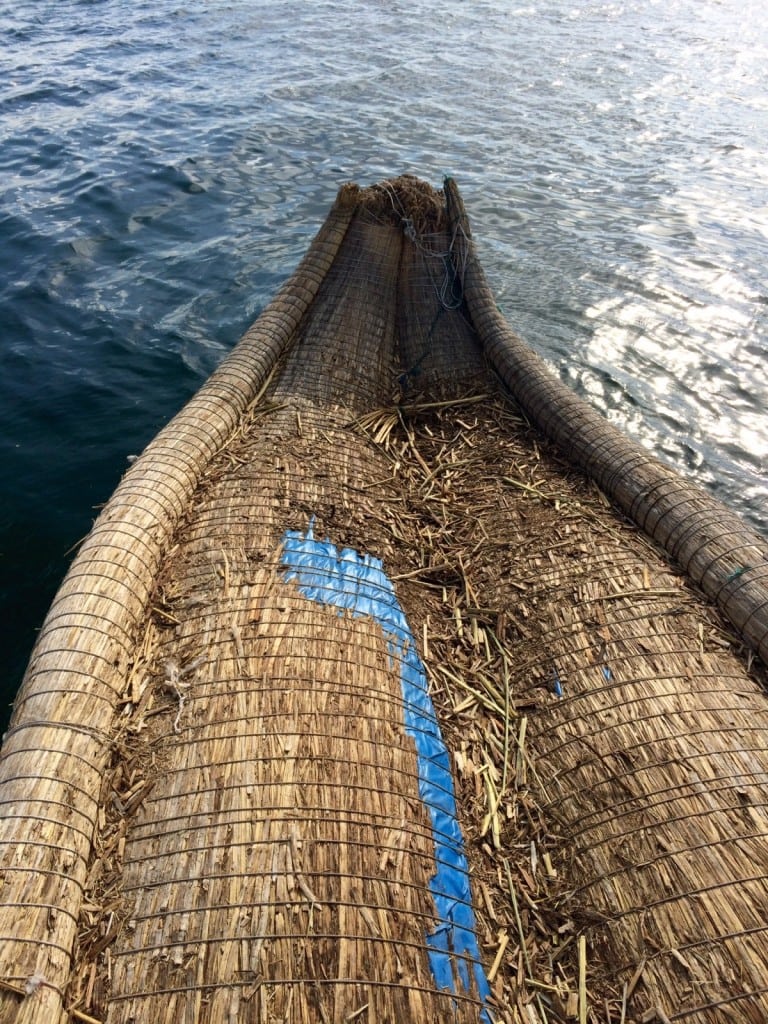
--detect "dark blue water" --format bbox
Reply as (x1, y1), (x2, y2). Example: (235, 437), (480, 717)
(2, 0), (766, 714)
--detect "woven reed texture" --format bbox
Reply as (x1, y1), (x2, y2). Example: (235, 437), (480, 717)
(66, 209), (493, 1023)
(443, 179), (768, 669)
(0, 186), (358, 1024)
(1, 176), (767, 1024)
(376, 394), (768, 1022)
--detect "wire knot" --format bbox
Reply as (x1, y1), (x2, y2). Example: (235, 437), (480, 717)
(402, 217), (418, 242)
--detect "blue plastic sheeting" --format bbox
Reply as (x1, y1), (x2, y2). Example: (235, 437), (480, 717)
(281, 519), (493, 1022)
(552, 669), (563, 698)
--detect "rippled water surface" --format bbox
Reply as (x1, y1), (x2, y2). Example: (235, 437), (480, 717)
(1, 0), (766, 709)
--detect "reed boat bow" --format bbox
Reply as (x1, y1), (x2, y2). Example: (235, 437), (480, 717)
(1, 176), (767, 1024)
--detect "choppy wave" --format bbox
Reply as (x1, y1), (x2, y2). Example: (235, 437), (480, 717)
(1, 0), (766, 703)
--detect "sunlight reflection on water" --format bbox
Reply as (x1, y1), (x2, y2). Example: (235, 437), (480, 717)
(1, 0), (766, 702)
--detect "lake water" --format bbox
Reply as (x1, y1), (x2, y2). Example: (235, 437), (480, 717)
(1, 0), (766, 714)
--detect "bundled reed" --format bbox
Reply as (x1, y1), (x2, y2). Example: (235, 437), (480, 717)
(0, 175), (766, 1024)
(0, 183), (360, 1024)
(361, 392), (768, 1023)
(443, 179), (768, 667)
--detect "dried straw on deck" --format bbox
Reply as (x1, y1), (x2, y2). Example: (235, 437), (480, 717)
(367, 394), (768, 1023)
(0, 176), (767, 1024)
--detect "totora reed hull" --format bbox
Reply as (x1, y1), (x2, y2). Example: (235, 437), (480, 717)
(0, 176), (767, 1023)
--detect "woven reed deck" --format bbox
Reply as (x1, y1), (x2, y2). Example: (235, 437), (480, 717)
(1, 176), (767, 1024)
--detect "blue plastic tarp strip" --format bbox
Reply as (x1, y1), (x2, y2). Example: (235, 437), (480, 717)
(281, 519), (493, 1022)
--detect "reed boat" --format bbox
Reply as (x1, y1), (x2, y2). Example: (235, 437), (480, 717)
(1, 175), (767, 1024)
